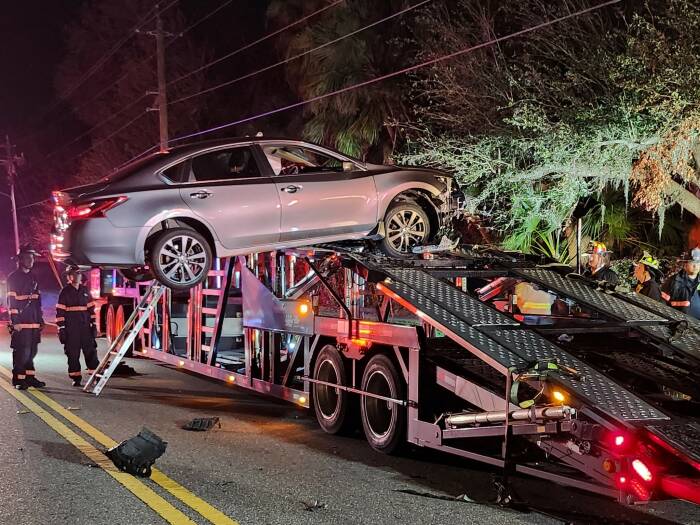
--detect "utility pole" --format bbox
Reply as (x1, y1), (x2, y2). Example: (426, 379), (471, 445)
(155, 5), (169, 153)
(1, 135), (22, 254)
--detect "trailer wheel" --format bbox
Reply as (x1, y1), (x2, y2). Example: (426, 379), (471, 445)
(360, 354), (406, 454)
(312, 345), (356, 435)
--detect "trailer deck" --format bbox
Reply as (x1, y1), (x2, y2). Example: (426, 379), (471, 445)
(89, 245), (700, 506)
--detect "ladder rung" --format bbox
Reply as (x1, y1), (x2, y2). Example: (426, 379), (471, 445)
(202, 307), (218, 315)
(142, 328), (150, 334)
(201, 345), (211, 352)
(202, 289), (222, 296)
(208, 270), (225, 277)
(109, 351), (119, 356)
(202, 326), (214, 334)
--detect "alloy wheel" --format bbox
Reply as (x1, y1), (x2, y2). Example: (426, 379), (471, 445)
(386, 209), (428, 253)
(157, 235), (208, 286)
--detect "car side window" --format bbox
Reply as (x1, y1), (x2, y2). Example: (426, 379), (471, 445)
(161, 162), (187, 183)
(189, 146), (261, 182)
(262, 145), (349, 176)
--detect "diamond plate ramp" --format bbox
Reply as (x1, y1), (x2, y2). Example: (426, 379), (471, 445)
(487, 329), (668, 422)
(378, 265), (668, 423)
(515, 268), (665, 323)
(648, 423), (700, 464)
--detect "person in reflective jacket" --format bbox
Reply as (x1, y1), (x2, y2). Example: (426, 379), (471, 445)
(6, 245), (46, 389)
(661, 248), (700, 319)
(582, 241), (619, 285)
(56, 265), (99, 387)
(633, 252), (663, 302)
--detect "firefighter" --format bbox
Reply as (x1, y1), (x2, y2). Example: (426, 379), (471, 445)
(56, 265), (99, 387)
(633, 252), (663, 301)
(6, 245), (46, 390)
(661, 247), (700, 319)
(582, 241), (619, 285)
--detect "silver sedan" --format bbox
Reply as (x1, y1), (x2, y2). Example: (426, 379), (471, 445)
(52, 138), (455, 289)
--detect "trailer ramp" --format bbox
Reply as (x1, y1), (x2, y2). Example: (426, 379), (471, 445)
(355, 257), (668, 424)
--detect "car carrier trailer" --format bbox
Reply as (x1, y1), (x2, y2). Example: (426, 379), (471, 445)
(83, 245), (700, 506)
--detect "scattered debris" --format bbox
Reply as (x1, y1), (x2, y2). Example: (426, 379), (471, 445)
(395, 488), (476, 504)
(85, 463), (99, 468)
(112, 362), (139, 377)
(66, 406), (81, 411)
(106, 427), (167, 478)
(302, 500), (328, 512)
(182, 417), (221, 431)
(16, 409), (30, 415)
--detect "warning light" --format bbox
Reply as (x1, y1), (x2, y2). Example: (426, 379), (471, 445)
(178, 360), (185, 367)
(602, 459), (616, 473)
(618, 475), (627, 485)
(552, 390), (566, 403)
(298, 302), (310, 316)
(298, 396), (306, 405)
(227, 375), (235, 383)
(614, 435), (625, 447)
(632, 459), (653, 483)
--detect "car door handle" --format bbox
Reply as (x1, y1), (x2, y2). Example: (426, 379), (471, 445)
(281, 185), (301, 194)
(190, 190), (212, 199)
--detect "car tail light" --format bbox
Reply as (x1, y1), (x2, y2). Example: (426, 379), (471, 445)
(67, 196), (127, 219)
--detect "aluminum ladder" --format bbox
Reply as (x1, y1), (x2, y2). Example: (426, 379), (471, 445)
(84, 282), (166, 395)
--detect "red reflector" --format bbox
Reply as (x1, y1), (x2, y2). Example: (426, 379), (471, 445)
(614, 435), (625, 447)
(618, 475), (627, 485)
(632, 459), (653, 482)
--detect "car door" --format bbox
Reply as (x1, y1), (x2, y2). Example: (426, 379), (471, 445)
(260, 143), (378, 242)
(179, 145), (281, 250)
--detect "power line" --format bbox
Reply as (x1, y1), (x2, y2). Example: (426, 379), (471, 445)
(175, 0), (234, 38)
(167, 0), (346, 88)
(171, 0), (622, 144)
(170, 0), (432, 106)
(45, 94), (149, 160)
(64, 111), (149, 168)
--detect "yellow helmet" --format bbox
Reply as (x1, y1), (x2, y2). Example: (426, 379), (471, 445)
(587, 241), (609, 255)
(637, 252), (660, 271)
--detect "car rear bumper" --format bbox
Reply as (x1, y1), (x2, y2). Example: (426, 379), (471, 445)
(52, 218), (143, 267)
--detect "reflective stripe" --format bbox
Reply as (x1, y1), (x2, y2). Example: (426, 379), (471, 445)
(14, 323), (41, 329)
(56, 303), (67, 309)
(671, 300), (691, 307)
(7, 291), (16, 297)
(68, 372), (82, 377)
(56, 317), (65, 322)
(87, 302), (95, 307)
(9, 309), (18, 314)
(64, 306), (89, 312)
(25, 370), (35, 376)
(13, 294), (40, 301)
(661, 292), (671, 301)
(17, 374), (25, 379)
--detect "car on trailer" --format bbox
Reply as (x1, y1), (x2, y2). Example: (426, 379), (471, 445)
(51, 138), (457, 290)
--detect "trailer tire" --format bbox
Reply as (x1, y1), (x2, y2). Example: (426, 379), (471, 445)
(312, 345), (356, 435)
(360, 354), (406, 455)
(106, 304), (116, 343)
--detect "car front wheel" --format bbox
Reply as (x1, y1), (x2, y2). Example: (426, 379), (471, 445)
(150, 228), (212, 290)
(379, 201), (431, 258)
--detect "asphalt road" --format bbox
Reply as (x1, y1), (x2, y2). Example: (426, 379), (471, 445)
(1, 326), (699, 525)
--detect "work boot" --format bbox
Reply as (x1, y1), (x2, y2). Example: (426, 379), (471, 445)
(71, 377), (82, 387)
(25, 377), (46, 388)
(14, 380), (28, 390)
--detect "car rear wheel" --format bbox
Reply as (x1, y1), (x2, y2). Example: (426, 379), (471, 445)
(379, 201), (431, 258)
(150, 228), (212, 290)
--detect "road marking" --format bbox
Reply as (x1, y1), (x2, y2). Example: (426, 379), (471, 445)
(0, 380), (195, 525)
(0, 366), (238, 525)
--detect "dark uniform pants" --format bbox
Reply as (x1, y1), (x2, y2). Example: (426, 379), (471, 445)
(65, 327), (99, 378)
(11, 329), (40, 382)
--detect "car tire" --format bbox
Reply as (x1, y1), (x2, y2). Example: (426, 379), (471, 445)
(379, 201), (431, 258)
(360, 354), (406, 455)
(312, 344), (357, 435)
(150, 228), (212, 290)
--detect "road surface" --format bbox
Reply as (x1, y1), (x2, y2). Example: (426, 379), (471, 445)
(1, 326), (698, 525)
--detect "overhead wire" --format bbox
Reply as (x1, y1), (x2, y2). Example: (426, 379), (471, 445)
(170, 0), (622, 143)
(169, 0), (431, 106)
(167, 0), (345, 87)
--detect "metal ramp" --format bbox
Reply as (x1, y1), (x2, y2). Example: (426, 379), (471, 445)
(360, 258), (668, 423)
(84, 283), (166, 395)
(514, 268), (700, 361)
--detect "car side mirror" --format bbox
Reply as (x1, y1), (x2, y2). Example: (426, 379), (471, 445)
(342, 161), (354, 172)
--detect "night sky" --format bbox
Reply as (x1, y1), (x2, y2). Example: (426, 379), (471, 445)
(1, 1), (85, 271)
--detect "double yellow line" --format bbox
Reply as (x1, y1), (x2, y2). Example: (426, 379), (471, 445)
(0, 366), (238, 525)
